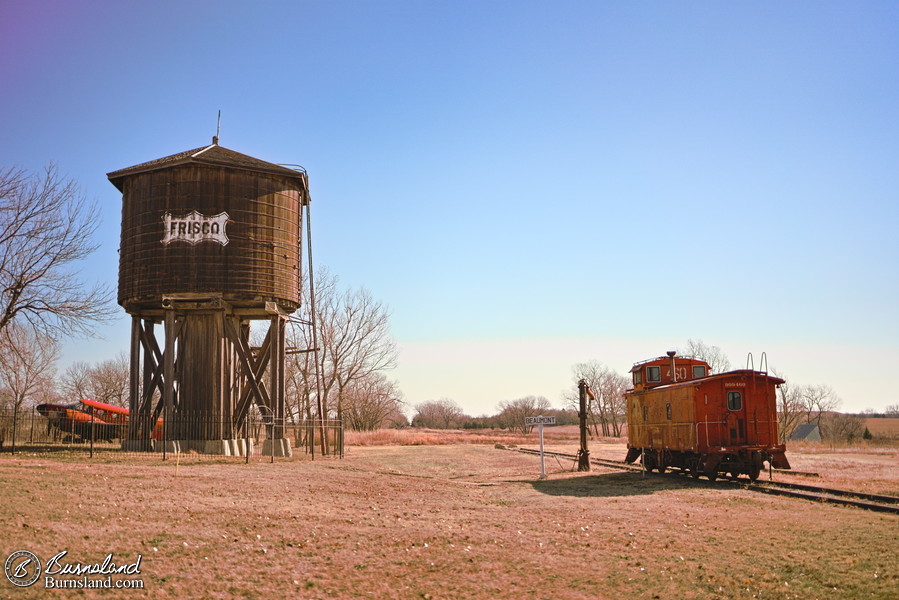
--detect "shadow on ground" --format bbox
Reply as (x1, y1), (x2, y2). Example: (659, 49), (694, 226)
(529, 471), (696, 497)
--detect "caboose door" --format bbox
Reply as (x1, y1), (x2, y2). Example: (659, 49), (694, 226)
(725, 389), (746, 445)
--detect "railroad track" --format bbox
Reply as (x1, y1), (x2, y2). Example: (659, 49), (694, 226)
(748, 480), (899, 514)
(515, 447), (899, 515)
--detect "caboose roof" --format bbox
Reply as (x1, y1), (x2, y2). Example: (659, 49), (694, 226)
(647, 369), (786, 388)
(107, 142), (306, 191)
(629, 355), (709, 373)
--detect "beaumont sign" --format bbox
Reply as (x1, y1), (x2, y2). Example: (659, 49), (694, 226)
(526, 416), (555, 480)
(161, 211), (229, 246)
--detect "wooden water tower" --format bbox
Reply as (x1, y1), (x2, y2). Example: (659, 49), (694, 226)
(108, 140), (309, 455)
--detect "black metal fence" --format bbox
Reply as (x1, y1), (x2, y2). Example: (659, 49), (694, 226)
(0, 406), (343, 461)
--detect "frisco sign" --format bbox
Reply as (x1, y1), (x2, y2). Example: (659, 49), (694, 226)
(161, 211), (229, 246)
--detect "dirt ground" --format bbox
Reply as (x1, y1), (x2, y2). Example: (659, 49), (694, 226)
(1, 443), (896, 599)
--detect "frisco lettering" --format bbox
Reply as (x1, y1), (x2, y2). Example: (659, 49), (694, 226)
(161, 211), (229, 246)
(170, 220), (221, 236)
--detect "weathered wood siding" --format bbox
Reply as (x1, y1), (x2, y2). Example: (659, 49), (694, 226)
(627, 386), (696, 451)
(118, 164), (303, 313)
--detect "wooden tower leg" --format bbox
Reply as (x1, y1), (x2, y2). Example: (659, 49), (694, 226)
(128, 316), (141, 439)
(162, 308), (176, 456)
(263, 314), (291, 457)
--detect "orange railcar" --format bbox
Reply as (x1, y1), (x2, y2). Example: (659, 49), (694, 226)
(624, 353), (790, 480)
(36, 399), (163, 442)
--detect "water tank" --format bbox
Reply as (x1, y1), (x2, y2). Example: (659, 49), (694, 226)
(108, 142), (308, 315)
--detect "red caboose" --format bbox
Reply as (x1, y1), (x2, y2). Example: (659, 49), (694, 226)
(624, 351), (790, 480)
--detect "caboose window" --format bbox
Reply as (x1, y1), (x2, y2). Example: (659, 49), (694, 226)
(634, 370), (643, 385)
(727, 391), (742, 411)
(646, 366), (661, 382)
(665, 403), (671, 420)
(642, 405), (648, 422)
(692, 365), (707, 378)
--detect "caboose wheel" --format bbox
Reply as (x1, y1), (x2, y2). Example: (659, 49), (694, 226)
(705, 472), (718, 482)
(748, 466), (761, 482)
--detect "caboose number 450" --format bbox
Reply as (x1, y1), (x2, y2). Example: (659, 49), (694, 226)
(624, 351), (790, 481)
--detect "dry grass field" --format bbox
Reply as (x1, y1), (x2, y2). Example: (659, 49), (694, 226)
(1, 435), (896, 599)
(864, 417), (899, 439)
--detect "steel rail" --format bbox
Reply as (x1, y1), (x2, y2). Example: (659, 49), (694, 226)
(751, 480), (899, 507)
(743, 483), (899, 514)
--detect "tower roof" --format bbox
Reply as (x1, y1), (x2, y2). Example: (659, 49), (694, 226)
(107, 142), (306, 191)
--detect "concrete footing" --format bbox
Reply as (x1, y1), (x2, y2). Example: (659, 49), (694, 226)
(179, 439), (252, 456)
(121, 439), (154, 452)
(154, 440), (181, 454)
(221, 438), (254, 457)
(262, 438), (292, 457)
(121, 438), (256, 456)
(201, 440), (232, 455)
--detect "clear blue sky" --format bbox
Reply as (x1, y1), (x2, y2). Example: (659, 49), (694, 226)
(2, 1), (897, 415)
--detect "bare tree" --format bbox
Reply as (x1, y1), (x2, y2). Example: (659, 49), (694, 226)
(0, 323), (59, 411)
(680, 339), (731, 374)
(885, 404), (899, 417)
(821, 412), (864, 444)
(771, 369), (845, 443)
(328, 287), (397, 420)
(85, 353), (130, 408)
(290, 269), (398, 420)
(496, 396), (551, 433)
(342, 372), (404, 431)
(0, 165), (114, 339)
(284, 335), (315, 425)
(59, 361), (92, 401)
(772, 369), (804, 443)
(801, 384), (841, 437)
(282, 268), (399, 452)
(57, 353), (129, 407)
(383, 404), (410, 428)
(412, 398), (467, 429)
(566, 361), (628, 437)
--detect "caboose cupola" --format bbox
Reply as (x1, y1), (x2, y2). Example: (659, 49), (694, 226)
(630, 352), (710, 390)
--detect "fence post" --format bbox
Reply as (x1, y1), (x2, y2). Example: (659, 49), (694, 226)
(270, 417), (275, 464)
(30, 408), (35, 443)
(89, 402), (95, 459)
(11, 402), (18, 455)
